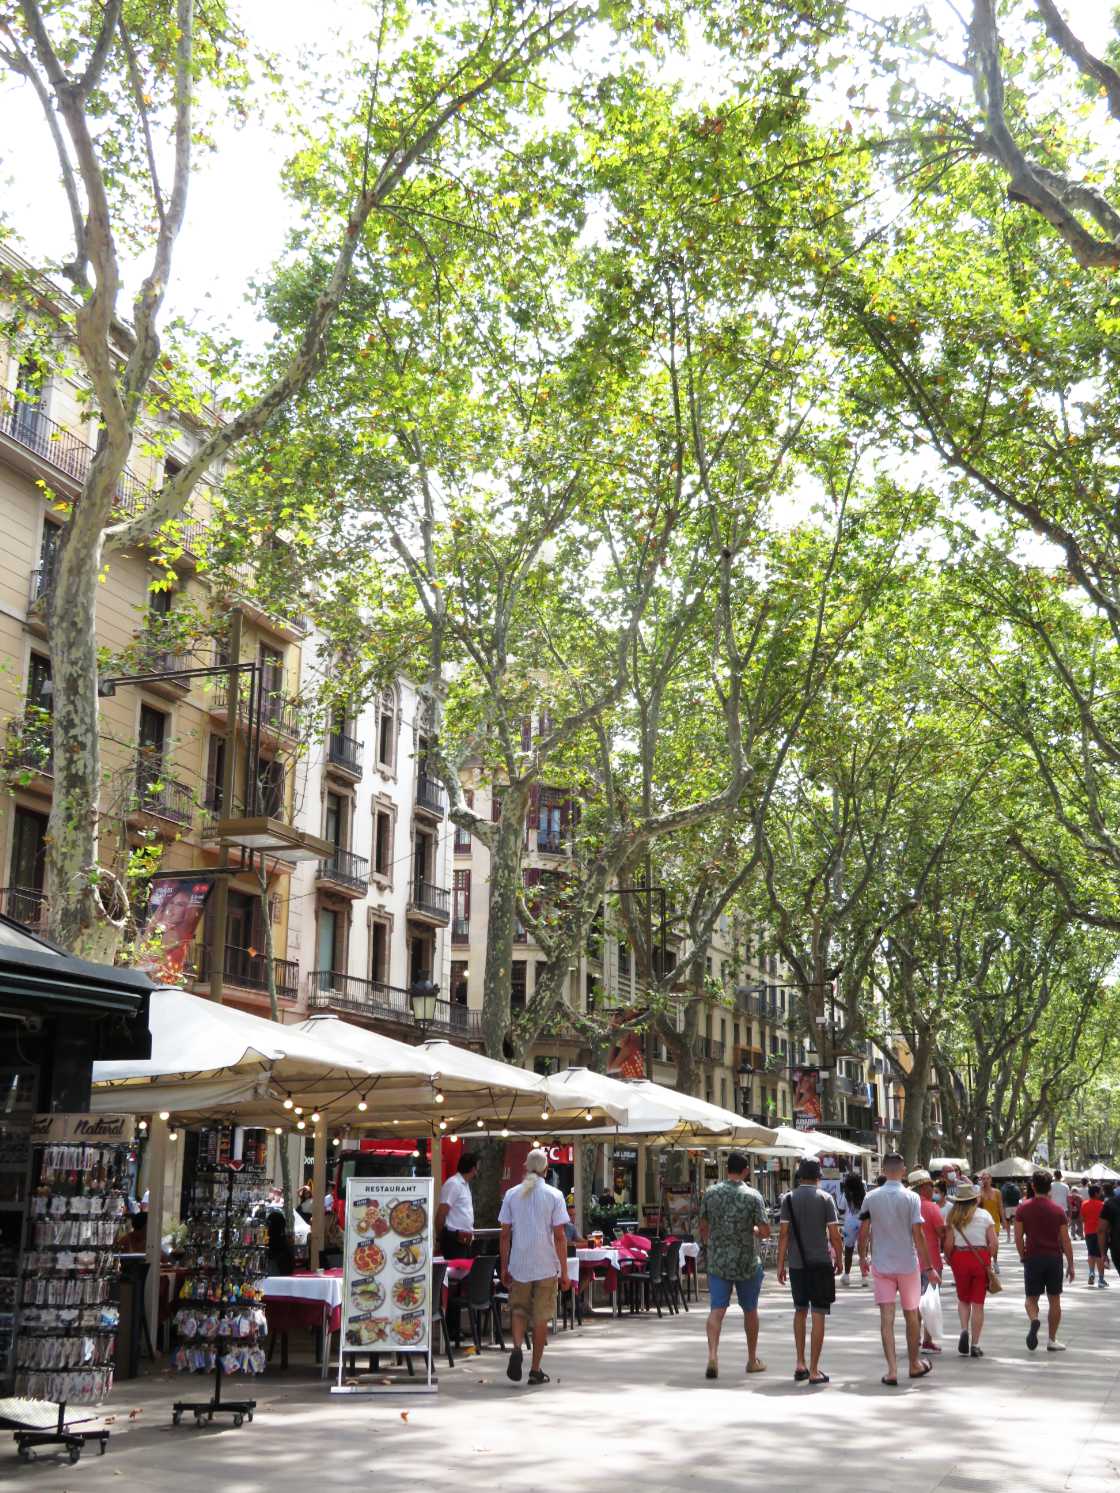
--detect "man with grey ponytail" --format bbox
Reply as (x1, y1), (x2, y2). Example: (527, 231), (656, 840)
(499, 1147), (571, 1385)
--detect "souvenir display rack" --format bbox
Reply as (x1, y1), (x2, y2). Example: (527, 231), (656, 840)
(12, 1136), (130, 1463)
(171, 1152), (268, 1429)
(0, 1063), (36, 1395)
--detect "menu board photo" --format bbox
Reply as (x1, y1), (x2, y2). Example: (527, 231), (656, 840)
(334, 1176), (435, 1394)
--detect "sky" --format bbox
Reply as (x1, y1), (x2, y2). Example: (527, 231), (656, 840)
(0, 0), (1110, 352)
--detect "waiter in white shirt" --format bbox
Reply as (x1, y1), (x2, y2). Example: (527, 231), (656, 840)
(437, 1152), (479, 1257)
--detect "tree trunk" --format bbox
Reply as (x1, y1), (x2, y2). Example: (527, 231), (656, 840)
(45, 520), (113, 958)
(482, 788), (529, 1062)
(899, 1035), (933, 1169)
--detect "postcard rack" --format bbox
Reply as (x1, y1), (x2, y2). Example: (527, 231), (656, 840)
(12, 1138), (130, 1462)
(171, 1157), (268, 1429)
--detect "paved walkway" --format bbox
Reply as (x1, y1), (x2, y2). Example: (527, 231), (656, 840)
(4, 1243), (1118, 1491)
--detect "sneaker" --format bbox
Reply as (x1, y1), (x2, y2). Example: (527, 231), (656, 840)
(506, 1347), (523, 1382)
(842, 1273), (850, 1288)
(1047, 1340), (1067, 1352)
(993, 1262), (1000, 1276)
(1027, 1320), (1040, 1351)
(1088, 1274), (1096, 1286)
(860, 1274), (869, 1287)
(958, 1330), (969, 1356)
(1099, 1276), (1110, 1289)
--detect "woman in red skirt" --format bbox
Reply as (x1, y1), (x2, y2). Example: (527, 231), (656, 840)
(943, 1182), (998, 1357)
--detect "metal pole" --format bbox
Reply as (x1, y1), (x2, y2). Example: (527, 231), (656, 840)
(209, 610), (242, 1004)
(143, 1116), (169, 1349)
(310, 1123), (328, 1269)
(573, 1136), (585, 1235)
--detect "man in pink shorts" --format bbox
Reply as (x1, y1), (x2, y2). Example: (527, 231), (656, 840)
(858, 1152), (940, 1385)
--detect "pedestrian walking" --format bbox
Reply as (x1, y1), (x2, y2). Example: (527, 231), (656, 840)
(858, 1152), (941, 1385)
(907, 1169), (944, 1354)
(698, 1150), (771, 1380)
(1082, 1184), (1106, 1287)
(1050, 1169), (1071, 1219)
(776, 1158), (843, 1385)
(1015, 1169), (1074, 1354)
(977, 1172), (1005, 1266)
(999, 1178), (1021, 1242)
(499, 1147), (571, 1386)
(942, 1181), (997, 1358)
(1069, 1187), (1083, 1240)
(436, 1151), (478, 1259)
(840, 1172), (867, 1287)
(1098, 1182), (1120, 1282)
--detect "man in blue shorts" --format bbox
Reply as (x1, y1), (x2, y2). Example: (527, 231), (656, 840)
(699, 1152), (772, 1379)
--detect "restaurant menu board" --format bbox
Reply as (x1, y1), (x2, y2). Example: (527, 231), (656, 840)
(340, 1177), (433, 1359)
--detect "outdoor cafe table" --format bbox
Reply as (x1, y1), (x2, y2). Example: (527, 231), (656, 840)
(262, 1270), (344, 1379)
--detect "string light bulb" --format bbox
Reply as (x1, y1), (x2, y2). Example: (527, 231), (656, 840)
(434, 1091), (445, 1105)
(438, 1120), (447, 1132)
(138, 1119), (148, 1132)
(310, 1112), (320, 1123)
(476, 1119), (484, 1128)
(294, 1107), (303, 1117)
(541, 1109), (551, 1121)
(283, 1097), (294, 1110)
(274, 1126), (283, 1135)
(296, 1120), (306, 1131)
(357, 1098), (368, 1112)
(168, 1129), (179, 1142)
(332, 1136), (341, 1147)
(585, 1109), (594, 1122)
(158, 1111), (170, 1122)
(501, 1128), (510, 1139)
(450, 1133), (459, 1144)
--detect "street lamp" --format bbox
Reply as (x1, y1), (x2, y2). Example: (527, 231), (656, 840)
(409, 973), (440, 1035)
(736, 1059), (756, 1117)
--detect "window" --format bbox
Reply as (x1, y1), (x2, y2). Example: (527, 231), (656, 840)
(149, 584), (172, 618)
(720, 1076), (728, 1108)
(454, 790), (473, 853)
(27, 654), (51, 710)
(325, 791), (345, 849)
(37, 521), (60, 592)
(585, 971), (596, 1012)
(450, 961), (468, 1006)
(369, 918), (389, 984)
(536, 787), (570, 853)
(14, 354), (46, 442)
(164, 455), (183, 483)
(138, 705), (167, 786)
(617, 943), (631, 978)
(413, 829), (433, 888)
(9, 806), (48, 897)
(259, 644), (285, 726)
(317, 906), (340, 975)
(452, 869), (470, 943)
(373, 807), (393, 880)
(376, 686), (397, 771)
(256, 754), (285, 818)
(511, 960), (527, 1009)
(205, 735), (225, 812)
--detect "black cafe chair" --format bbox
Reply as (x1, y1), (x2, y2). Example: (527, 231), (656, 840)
(449, 1256), (505, 1351)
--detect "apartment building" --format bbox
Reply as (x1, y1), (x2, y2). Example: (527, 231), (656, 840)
(0, 248), (315, 1013)
(290, 658), (463, 1042)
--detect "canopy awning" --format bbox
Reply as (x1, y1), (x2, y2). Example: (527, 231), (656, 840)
(516, 1068), (778, 1145)
(762, 1125), (871, 1158)
(987, 1155), (1036, 1179)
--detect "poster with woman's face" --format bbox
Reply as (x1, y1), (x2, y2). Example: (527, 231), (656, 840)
(606, 1013), (646, 1080)
(792, 1067), (823, 1130)
(141, 874), (215, 981)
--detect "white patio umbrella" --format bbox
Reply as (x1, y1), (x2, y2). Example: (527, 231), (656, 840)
(987, 1155), (1036, 1179)
(930, 1156), (970, 1171)
(760, 1124), (870, 1158)
(540, 1068), (778, 1145)
(1081, 1161), (1120, 1182)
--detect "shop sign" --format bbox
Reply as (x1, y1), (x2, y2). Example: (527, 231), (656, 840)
(613, 1147), (638, 1163)
(32, 1112), (135, 1143)
(335, 1176), (435, 1394)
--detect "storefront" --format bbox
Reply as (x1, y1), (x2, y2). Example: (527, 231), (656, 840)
(0, 918), (153, 1396)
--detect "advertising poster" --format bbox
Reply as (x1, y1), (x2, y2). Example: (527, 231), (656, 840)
(335, 1176), (435, 1394)
(792, 1067), (823, 1132)
(141, 873), (215, 982)
(606, 1008), (647, 1079)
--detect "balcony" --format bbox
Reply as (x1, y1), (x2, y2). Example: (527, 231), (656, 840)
(134, 648), (194, 699)
(451, 915), (470, 945)
(316, 848), (369, 895)
(210, 676), (300, 739)
(0, 383), (204, 558)
(765, 1052), (789, 1074)
(326, 730), (363, 780)
(133, 760), (193, 826)
(693, 1036), (726, 1064)
(308, 974), (483, 1044)
(0, 885), (47, 932)
(408, 878), (451, 925)
(833, 1073), (862, 1097)
(4, 715), (53, 785)
(197, 943), (298, 1002)
(414, 773), (445, 819)
(536, 831), (566, 856)
(852, 1128), (879, 1149)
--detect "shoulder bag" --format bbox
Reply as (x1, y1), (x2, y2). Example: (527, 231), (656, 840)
(784, 1190), (836, 1306)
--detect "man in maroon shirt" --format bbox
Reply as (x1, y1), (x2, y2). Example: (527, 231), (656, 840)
(1015, 1169), (1075, 1353)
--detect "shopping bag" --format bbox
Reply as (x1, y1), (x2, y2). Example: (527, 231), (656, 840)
(919, 1283), (943, 1341)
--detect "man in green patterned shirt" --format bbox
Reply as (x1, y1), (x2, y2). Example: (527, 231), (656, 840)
(699, 1152), (771, 1379)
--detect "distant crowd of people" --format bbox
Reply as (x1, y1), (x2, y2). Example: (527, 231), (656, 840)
(697, 1152), (1120, 1385)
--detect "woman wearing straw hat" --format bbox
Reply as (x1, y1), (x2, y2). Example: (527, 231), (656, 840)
(943, 1182), (998, 1358)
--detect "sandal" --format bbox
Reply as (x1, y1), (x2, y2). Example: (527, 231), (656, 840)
(746, 1358), (767, 1373)
(881, 1375), (898, 1386)
(793, 1368), (810, 1382)
(527, 1370), (550, 1385)
(909, 1361), (933, 1378)
(705, 1362), (718, 1380)
(506, 1347), (523, 1383)
(809, 1372), (830, 1384)
(970, 1346), (983, 1358)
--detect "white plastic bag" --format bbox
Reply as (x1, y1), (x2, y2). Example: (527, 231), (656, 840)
(919, 1283), (942, 1343)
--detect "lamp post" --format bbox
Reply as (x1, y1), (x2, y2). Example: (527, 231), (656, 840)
(409, 973), (440, 1038)
(736, 1059), (756, 1119)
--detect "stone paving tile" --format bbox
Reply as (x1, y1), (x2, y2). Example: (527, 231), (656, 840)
(2, 1244), (1117, 1492)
